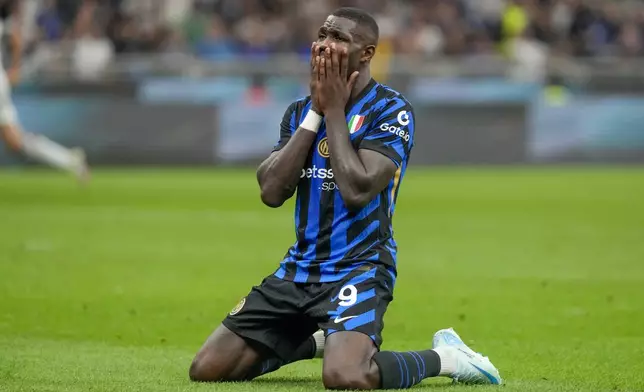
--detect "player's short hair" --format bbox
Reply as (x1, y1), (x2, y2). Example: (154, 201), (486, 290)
(331, 7), (379, 46)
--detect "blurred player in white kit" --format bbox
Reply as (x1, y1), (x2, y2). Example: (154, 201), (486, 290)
(0, 0), (89, 182)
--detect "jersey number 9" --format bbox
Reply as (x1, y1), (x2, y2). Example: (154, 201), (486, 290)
(338, 284), (358, 307)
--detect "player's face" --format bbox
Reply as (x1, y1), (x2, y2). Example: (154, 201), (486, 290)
(316, 16), (373, 77)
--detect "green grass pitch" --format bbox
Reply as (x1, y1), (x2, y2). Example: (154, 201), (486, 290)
(1, 167), (643, 392)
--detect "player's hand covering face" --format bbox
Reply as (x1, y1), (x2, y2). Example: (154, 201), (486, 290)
(310, 43), (323, 114)
(316, 44), (360, 114)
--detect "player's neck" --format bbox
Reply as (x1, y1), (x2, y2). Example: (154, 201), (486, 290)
(350, 69), (372, 100)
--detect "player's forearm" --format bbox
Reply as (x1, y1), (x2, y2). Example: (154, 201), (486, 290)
(325, 109), (371, 210)
(256, 129), (317, 208)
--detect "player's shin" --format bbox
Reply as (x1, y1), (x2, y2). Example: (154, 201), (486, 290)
(372, 349), (442, 389)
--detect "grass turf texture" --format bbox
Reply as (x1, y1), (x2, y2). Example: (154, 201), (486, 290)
(0, 167), (643, 392)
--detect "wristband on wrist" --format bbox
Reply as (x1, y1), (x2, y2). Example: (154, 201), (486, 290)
(300, 110), (322, 133)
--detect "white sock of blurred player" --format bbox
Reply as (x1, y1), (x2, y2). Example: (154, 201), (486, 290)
(1, 125), (90, 182)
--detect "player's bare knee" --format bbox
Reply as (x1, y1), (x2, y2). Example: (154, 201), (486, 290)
(0, 125), (21, 152)
(189, 354), (241, 382)
(189, 355), (220, 382)
(188, 358), (205, 382)
(189, 325), (260, 382)
(189, 344), (235, 382)
(322, 363), (377, 390)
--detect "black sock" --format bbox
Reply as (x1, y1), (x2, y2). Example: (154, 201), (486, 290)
(287, 335), (317, 363)
(245, 336), (317, 380)
(373, 350), (441, 389)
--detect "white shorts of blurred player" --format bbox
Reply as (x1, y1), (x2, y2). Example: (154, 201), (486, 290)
(0, 68), (89, 181)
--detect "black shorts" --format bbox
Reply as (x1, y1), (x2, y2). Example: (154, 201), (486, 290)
(222, 264), (395, 360)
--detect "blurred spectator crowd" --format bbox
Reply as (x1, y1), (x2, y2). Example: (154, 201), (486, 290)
(13, 0), (644, 81)
(21, 0), (644, 57)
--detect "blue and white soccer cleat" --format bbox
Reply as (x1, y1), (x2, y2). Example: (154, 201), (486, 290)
(432, 327), (503, 385)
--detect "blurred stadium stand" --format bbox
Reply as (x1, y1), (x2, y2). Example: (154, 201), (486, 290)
(3, 0), (644, 166)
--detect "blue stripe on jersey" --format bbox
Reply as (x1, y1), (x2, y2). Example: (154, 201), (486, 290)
(385, 240), (397, 258)
(387, 265), (397, 287)
(274, 266), (286, 279)
(344, 309), (376, 330)
(331, 191), (348, 261)
(289, 106), (297, 134)
(294, 259), (309, 282)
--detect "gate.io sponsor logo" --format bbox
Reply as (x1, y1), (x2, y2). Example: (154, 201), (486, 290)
(379, 122), (410, 142)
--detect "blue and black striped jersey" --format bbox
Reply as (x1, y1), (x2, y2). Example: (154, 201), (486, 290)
(272, 79), (415, 283)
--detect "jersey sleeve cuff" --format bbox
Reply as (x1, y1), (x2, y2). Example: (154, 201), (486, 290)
(358, 142), (403, 167)
(272, 138), (290, 152)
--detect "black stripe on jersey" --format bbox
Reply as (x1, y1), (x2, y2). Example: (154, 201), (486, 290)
(344, 202), (384, 260)
(282, 254), (298, 280)
(377, 190), (391, 238)
(376, 246), (395, 269)
(359, 137), (404, 165)
(376, 189), (396, 269)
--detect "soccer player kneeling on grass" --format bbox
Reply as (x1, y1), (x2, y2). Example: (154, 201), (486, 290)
(190, 7), (502, 389)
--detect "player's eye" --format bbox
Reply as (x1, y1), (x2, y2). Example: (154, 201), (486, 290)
(318, 33), (326, 39)
(332, 33), (347, 42)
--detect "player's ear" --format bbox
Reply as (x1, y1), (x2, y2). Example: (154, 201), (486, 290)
(361, 45), (376, 63)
